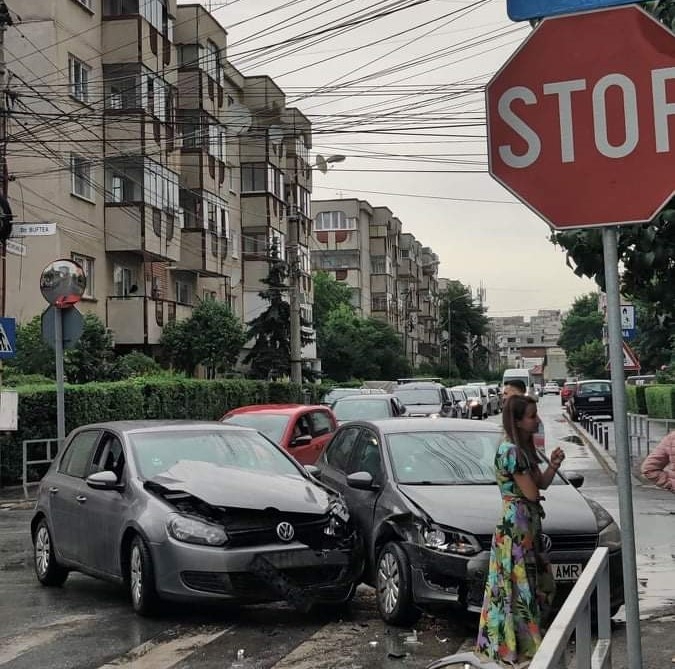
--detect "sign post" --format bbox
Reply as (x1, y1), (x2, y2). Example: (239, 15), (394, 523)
(484, 6), (675, 666)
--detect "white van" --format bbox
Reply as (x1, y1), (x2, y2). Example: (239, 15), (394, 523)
(502, 368), (537, 399)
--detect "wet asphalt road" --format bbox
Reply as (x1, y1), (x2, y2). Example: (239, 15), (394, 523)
(0, 397), (673, 668)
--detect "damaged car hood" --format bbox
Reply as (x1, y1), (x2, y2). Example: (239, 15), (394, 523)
(399, 483), (598, 535)
(147, 460), (332, 514)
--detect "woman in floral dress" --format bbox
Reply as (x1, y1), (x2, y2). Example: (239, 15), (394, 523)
(476, 395), (566, 666)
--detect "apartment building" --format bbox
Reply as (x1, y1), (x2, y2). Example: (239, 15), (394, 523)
(3, 1), (316, 369)
(311, 198), (440, 369)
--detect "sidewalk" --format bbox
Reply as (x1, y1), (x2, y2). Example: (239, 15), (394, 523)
(0, 484), (34, 509)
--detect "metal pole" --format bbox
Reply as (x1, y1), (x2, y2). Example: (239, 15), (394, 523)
(0, 3), (10, 319)
(447, 301), (452, 379)
(287, 186), (302, 385)
(602, 226), (642, 669)
(55, 307), (65, 444)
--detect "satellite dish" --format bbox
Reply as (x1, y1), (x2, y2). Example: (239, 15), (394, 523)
(269, 125), (284, 146)
(227, 102), (252, 136)
(315, 155), (328, 174)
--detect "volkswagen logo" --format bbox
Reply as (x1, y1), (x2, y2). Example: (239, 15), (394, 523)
(276, 522), (295, 542)
(541, 533), (553, 553)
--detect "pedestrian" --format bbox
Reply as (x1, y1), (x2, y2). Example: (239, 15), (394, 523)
(640, 431), (674, 492)
(476, 394), (565, 666)
(503, 378), (546, 452)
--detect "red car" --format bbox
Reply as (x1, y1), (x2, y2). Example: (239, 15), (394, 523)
(220, 404), (337, 465)
(560, 381), (578, 406)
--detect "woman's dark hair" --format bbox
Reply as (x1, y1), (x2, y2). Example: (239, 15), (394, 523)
(502, 394), (537, 453)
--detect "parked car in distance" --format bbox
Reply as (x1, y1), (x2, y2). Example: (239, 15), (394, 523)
(392, 382), (453, 418)
(315, 418), (624, 626)
(568, 380), (613, 421)
(32, 421), (361, 616)
(543, 382), (561, 395)
(453, 385), (488, 419)
(221, 404), (336, 464)
(560, 381), (578, 406)
(446, 388), (470, 419)
(321, 388), (385, 406)
(331, 394), (408, 424)
(625, 375), (657, 386)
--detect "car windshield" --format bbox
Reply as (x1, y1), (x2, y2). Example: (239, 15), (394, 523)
(221, 414), (289, 444)
(462, 387), (479, 398)
(387, 431), (501, 484)
(129, 429), (300, 479)
(333, 399), (391, 421)
(450, 391), (465, 401)
(393, 389), (441, 405)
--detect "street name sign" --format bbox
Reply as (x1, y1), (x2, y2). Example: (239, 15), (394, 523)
(507, 0), (637, 22)
(10, 222), (56, 237)
(487, 6), (675, 228)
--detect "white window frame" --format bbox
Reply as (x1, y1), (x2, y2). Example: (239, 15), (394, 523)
(71, 155), (94, 201)
(113, 264), (135, 297)
(69, 56), (91, 102)
(71, 253), (95, 299)
(175, 280), (192, 305)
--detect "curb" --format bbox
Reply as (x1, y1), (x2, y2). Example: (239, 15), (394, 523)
(563, 415), (645, 488)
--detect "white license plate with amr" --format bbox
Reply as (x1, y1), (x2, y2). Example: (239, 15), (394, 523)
(553, 562), (583, 581)
(588, 397), (606, 402)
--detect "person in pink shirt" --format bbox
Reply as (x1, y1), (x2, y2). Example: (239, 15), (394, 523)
(640, 431), (675, 492)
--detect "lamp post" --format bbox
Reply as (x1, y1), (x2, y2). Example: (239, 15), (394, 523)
(289, 154), (345, 385)
(446, 291), (472, 379)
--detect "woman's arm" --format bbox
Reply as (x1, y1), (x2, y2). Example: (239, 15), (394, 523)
(529, 447), (565, 490)
(640, 443), (671, 490)
(513, 470), (541, 502)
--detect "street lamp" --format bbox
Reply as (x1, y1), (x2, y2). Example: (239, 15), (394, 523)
(289, 154), (346, 385)
(446, 291), (472, 380)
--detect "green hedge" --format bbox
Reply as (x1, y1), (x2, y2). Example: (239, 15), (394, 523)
(644, 384), (675, 419)
(0, 377), (306, 485)
(625, 385), (638, 414)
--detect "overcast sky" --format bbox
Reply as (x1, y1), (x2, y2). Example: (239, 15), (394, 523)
(190, 0), (599, 318)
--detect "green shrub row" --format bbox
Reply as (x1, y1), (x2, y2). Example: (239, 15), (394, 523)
(644, 384), (675, 419)
(625, 384), (650, 415)
(0, 377), (325, 485)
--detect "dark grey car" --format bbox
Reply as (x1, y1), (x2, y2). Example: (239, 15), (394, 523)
(315, 418), (624, 626)
(31, 421), (361, 615)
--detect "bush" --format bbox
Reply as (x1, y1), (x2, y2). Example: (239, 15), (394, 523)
(644, 384), (675, 419)
(112, 351), (162, 379)
(626, 385), (638, 413)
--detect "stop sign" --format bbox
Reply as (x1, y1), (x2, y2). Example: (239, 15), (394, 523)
(487, 6), (675, 229)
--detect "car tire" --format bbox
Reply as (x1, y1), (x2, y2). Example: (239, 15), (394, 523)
(376, 542), (420, 627)
(33, 518), (69, 587)
(128, 535), (158, 616)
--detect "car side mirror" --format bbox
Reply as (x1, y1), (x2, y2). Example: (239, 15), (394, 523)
(346, 471), (377, 491)
(290, 434), (313, 447)
(86, 470), (122, 490)
(565, 470), (584, 489)
(305, 464), (321, 479)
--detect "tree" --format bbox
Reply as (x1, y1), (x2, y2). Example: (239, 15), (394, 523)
(318, 305), (410, 381)
(566, 340), (607, 379)
(7, 315), (55, 378)
(244, 245), (312, 379)
(160, 299), (245, 377)
(64, 313), (116, 383)
(557, 293), (604, 355)
(313, 271), (354, 327)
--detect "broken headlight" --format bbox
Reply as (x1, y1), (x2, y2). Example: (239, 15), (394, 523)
(167, 513), (228, 546)
(422, 525), (480, 556)
(325, 499), (350, 536)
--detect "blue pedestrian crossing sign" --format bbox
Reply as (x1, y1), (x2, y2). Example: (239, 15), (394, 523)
(507, 0), (637, 21)
(0, 317), (16, 359)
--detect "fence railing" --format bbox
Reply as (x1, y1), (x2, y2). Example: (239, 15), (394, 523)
(627, 413), (674, 458)
(425, 547), (612, 669)
(22, 438), (60, 499)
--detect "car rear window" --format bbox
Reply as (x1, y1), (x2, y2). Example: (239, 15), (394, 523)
(577, 382), (611, 395)
(221, 413), (289, 445)
(333, 399), (391, 421)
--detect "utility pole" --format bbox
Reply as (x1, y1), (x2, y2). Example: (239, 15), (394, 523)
(287, 190), (303, 385)
(0, 0), (12, 319)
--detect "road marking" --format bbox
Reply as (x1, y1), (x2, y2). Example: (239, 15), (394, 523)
(0, 614), (97, 665)
(96, 626), (236, 669)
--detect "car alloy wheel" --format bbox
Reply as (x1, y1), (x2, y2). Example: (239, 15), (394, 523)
(128, 536), (158, 616)
(375, 542), (420, 626)
(33, 519), (68, 586)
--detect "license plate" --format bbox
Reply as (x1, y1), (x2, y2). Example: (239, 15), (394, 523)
(588, 397), (605, 402)
(553, 563), (583, 581)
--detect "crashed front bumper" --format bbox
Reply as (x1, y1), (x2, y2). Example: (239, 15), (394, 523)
(150, 536), (361, 604)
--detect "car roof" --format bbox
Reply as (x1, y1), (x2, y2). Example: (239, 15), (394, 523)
(225, 404), (328, 416)
(71, 420), (258, 434)
(393, 382), (443, 389)
(343, 417), (501, 434)
(333, 393), (397, 402)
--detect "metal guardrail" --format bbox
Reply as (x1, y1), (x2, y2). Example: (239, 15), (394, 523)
(627, 413), (674, 458)
(426, 547), (612, 669)
(22, 438), (60, 499)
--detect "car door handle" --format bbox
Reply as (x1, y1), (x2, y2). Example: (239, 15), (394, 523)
(48, 487), (59, 494)
(76, 495), (87, 504)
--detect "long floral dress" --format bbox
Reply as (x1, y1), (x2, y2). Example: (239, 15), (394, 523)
(475, 440), (552, 665)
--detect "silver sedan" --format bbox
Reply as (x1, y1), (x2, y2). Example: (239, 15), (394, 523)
(31, 420), (360, 615)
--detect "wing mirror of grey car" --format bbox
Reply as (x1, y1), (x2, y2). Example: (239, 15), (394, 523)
(304, 465), (321, 479)
(290, 434), (313, 447)
(346, 471), (378, 491)
(86, 470), (123, 490)
(565, 470), (585, 489)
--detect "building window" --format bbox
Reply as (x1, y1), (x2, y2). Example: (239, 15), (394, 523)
(71, 254), (95, 299)
(113, 265), (135, 296)
(241, 163), (267, 192)
(69, 56), (91, 102)
(314, 211), (357, 231)
(71, 155), (94, 201)
(204, 40), (220, 83)
(175, 280), (191, 305)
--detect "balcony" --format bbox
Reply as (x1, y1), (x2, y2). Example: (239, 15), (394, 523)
(105, 205), (181, 262)
(398, 258), (419, 280)
(107, 296), (193, 345)
(178, 230), (227, 276)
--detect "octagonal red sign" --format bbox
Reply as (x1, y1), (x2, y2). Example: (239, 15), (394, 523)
(487, 5), (675, 229)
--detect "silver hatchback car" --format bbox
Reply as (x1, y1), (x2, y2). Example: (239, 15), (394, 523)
(31, 420), (361, 615)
